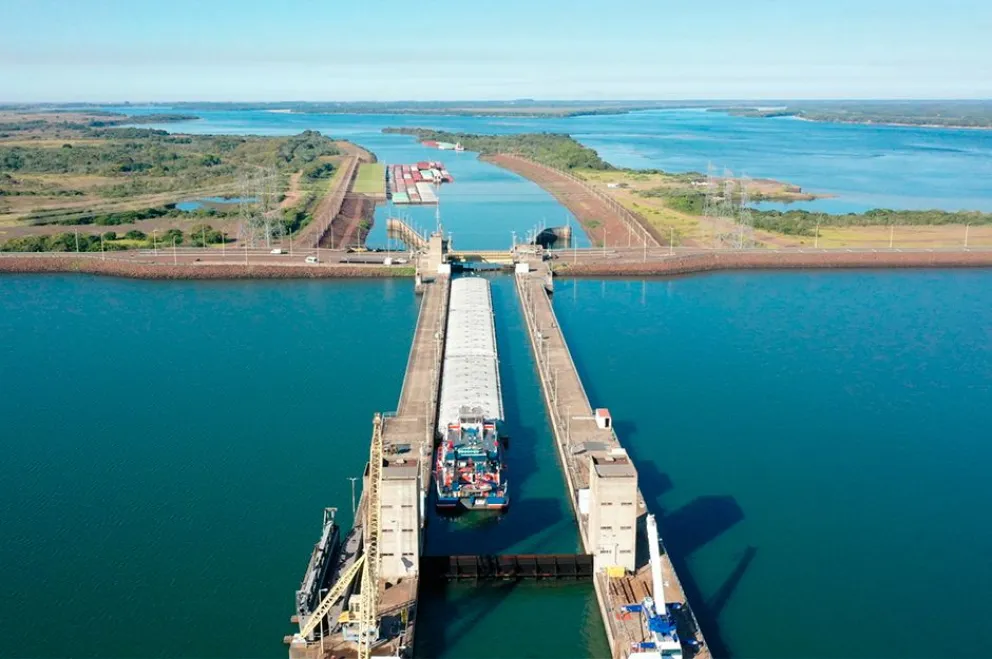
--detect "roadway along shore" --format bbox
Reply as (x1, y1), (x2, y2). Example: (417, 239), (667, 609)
(550, 247), (992, 275)
(3, 248), (992, 280)
(0, 253), (406, 279)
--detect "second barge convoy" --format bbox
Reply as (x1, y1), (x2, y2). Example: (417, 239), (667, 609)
(435, 277), (508, 511)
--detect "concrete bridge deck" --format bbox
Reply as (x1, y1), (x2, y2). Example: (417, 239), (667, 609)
(516, 263), (710, 659)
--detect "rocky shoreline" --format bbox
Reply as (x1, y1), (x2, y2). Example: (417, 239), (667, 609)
(552, 250), (992, 277)
(0, 256), (406, 280)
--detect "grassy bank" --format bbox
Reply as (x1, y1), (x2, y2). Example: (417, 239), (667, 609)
(0, 112), (350, 251)
(353, 163), (385, 194)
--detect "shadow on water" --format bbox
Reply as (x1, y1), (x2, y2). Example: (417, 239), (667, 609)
(610, 419), (751, 658)
(424, 496), (566, 556)
(419, 275), (587, 657)
(415, 580), (520, 658)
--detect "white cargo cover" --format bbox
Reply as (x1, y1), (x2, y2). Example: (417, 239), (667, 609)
(437, 278), (504, 429)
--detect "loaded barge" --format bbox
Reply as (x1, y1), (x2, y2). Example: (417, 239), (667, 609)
(434, 277), (508, 511)
(388, 162), (452, 205)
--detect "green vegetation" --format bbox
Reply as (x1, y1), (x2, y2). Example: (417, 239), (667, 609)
(0, 224), (231, 252)
(24, 204), (236, 227)
(750, 209), (992, 237)
(353, 163), (385, 194)
(630, 181), (992, 237)
(302, 161), (335, 181)
(383, 128), (613, 170)
(281, 191), (317, 234)
(717, 101), (992, 129)
(0, 113), (196, 135)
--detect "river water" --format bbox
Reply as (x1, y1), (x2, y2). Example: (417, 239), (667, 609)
(123, 106), (992, 221)
(3, 108), (992, 658)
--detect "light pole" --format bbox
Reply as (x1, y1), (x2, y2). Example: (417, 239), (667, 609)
(152, 230), (158, 256)
(172, 236), (177, 265)
(348, 477), (358, 518)
(965, 223), (971, 248)
(565, 405), (572, 445)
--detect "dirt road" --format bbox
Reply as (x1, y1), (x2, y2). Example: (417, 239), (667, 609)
(484, 154), (663, 248)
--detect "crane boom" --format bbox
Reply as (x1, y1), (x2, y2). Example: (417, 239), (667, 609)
(296, 554), (366, 640)
(358, 413), (384, 659)
(647, 513), (666, 611)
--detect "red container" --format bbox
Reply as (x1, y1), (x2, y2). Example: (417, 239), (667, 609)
(417, 161), (430, 170)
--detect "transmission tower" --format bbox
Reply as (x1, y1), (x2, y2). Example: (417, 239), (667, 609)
(237, 168), (283, 248)
(237, 172), (260, 248)
(702, 163), (719, 247)
(720, 168), (736, 219)
(738, 174), (754, 249)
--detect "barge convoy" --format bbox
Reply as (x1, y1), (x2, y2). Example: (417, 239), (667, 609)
(388, 161), (452, 205)
(434, 277), (508, 511)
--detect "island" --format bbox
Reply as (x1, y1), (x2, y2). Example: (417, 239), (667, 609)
(712, 100), (992, 129)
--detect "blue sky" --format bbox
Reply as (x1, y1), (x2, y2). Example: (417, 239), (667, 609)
(1, 0), (990, 102)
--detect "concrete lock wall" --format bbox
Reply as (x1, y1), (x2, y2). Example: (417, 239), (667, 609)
(379, 475), (420, 580)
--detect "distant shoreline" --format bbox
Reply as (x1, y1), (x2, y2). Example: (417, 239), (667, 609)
(714, 107), (992, 131)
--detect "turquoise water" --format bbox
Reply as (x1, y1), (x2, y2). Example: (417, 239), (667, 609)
(5, 105), (992, 658)
(3, 270), (992, 657)
(554, 270), (992, 658)
(417, 278), (608, 659)
(0, 274), (604, 659)
(121, 106), (992, 214)
(0, 276), (419, 658)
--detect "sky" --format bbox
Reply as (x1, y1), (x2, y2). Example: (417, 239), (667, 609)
(1, 0), (990, 102)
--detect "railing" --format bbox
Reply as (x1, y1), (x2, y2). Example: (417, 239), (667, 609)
(500, 154), (660, 248)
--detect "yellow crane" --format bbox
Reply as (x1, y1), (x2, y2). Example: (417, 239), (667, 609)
(292, 414), (384, 654)
(294, 554), (366, 641)
(358, 413), (384, 659)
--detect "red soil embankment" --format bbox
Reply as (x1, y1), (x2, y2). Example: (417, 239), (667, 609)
(483, 154), (661, 248)
(0, 256), (403, 280)
(553, 250), (992, 277)
(323, 196), (376, 249)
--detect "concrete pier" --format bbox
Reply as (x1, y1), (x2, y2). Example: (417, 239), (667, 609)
(289, 275), (448, 658)
(515, 264), (710, 659)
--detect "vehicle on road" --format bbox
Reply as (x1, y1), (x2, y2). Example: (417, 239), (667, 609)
(270, 248), (285, 255)
(305, 255), (319, 264)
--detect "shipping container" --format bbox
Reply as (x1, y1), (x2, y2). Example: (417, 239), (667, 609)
(416, 182), (438, 204)
(417, 161), (430, 169)
(392, 192), (410, 204)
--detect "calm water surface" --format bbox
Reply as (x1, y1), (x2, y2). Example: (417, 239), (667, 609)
(555, 270), (992, 658)
(0, 276), (419, 658)
(5, 103), (992, 658)
(124, 107), (992, 214)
